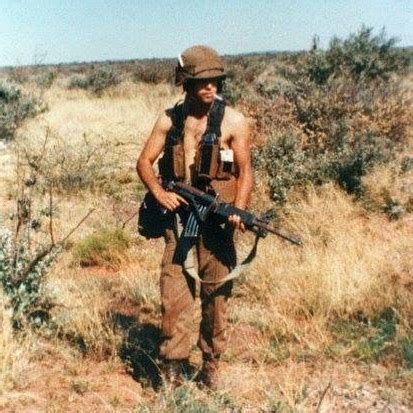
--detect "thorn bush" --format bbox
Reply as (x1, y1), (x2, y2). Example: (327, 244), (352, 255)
(0, 227), (59, 329)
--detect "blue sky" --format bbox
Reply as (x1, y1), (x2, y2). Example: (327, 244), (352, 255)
(0, 0), (412, 66)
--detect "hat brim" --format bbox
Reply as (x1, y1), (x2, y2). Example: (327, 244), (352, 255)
(175, 69), (226, 86)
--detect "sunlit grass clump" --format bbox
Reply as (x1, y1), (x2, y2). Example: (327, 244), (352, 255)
(72, 227), (131, 269)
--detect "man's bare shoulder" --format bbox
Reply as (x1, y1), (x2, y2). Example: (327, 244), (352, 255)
(223, 105), (249, 137)
(153, 107), (174, 134)
(224, 105), (246, 124)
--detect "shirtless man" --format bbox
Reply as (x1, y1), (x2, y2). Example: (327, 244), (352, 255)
(136, 45), (253, 389)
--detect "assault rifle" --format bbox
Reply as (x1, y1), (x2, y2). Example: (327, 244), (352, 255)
(167, 181), (302, 246)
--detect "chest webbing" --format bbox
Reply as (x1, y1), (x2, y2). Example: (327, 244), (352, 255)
(167, 98), (226, 145)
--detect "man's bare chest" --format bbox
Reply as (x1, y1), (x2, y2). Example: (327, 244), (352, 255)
(183, 117), (231, 151)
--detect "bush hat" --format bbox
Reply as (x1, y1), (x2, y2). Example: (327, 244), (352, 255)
(175, 45), (226, 86)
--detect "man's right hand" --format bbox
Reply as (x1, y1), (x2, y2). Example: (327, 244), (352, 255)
(153, 188), (188, 211)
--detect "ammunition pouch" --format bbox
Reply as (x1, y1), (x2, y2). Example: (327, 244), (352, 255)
(210, 175), (237, 204)
(159, 143), (185, 181)
(195, 133), (220, 180)
(195, 137), (235, 181)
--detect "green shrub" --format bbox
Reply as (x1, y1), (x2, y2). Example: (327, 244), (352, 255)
(250, 27), (409, 203)
(0, 227), (59, 329)
(328, 309), (401, 363)
(36, 70), (57, 88)
(254, 126), (396, 203)
(132, 60), (174, 84)
(301, 26), (410, 84)
(221, 76), (245, 105)
(68, 75), (89, 90)
(0, 81), (44, 140)
(72, 227), (131, 269)
(87, 67), (121, 95)
(400, 335), (413, 369)
(68, 67), (121, 96)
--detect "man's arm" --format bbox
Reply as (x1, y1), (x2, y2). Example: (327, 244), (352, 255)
(136, 112), (187, 211)
(228, 110), (254, 230)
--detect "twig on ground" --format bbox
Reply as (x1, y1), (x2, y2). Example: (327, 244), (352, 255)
(316, 380), (332, 413)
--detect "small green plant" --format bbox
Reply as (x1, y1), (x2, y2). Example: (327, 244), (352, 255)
(157, 384), (237, 412)
(72, 227), (131, 269)
(328, 309), (399, 363)
(400, 337), (413, 369)
(0, 145), (93, 329)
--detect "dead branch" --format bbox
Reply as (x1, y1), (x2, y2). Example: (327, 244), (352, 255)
(316, 380), (332, 413)
(48, 184), (55, 246)
(15, 208), (95, 282)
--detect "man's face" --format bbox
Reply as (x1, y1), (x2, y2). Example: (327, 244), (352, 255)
(188, 78), (219, 104)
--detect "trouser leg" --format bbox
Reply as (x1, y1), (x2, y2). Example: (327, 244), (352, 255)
(197, 223), (236, 359)
(159, 228), (196, 360)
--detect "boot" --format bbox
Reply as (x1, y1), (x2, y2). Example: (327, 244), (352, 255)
(198, 357), (219, 391)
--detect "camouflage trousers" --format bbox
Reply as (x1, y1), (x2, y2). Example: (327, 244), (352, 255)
(159, 220), (235, 361)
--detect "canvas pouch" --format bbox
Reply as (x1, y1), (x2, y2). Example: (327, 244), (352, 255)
(138, 192), (173, 239)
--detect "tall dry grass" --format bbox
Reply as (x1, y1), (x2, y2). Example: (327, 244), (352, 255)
(233, 183), (413, 356)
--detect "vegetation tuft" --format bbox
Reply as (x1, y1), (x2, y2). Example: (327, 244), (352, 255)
(0, 81), (45, 140)
(72, 227), (131, 269)
(68, 66), (121, 96)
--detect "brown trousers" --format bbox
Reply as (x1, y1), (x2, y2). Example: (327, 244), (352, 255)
(159, 219), (236, 361)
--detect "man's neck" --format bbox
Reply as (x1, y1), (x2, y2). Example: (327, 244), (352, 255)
(184, 96), (214, 118)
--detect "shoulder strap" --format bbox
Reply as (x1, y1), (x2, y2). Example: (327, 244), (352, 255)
(206, 98), (226, 138)
(171, 101), (185, 132)
(166, 102), (185, 145)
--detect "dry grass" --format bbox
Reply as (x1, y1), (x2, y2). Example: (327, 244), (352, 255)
(235, 185), (413, 351)
(0, 66), (412, 411)
(19, 80), (178, 147)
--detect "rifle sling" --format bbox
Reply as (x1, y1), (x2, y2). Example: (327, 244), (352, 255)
(174, 217), (260, 284)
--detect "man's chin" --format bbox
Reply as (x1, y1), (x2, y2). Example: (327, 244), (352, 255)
(201, 96), (215, 104)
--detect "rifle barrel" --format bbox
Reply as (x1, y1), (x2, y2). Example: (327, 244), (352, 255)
(255, 221), (303, 246)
